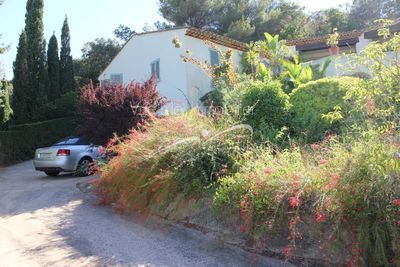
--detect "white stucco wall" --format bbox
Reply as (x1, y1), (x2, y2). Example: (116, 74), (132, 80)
(99, 28), (189, 113)
(99, 28), (243, 114)
(182, 35), (242, 108)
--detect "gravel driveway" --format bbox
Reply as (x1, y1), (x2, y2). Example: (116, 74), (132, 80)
(0, 161), (291, 267)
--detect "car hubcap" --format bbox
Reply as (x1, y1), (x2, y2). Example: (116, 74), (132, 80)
(80, 160), (90, 175)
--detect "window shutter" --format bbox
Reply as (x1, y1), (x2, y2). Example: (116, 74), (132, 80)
(210, 49), (220, 66)
(151, 60), (160, 80)
(156, 61), (160, 80)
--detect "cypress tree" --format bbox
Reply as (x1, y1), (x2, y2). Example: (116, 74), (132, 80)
(12, 31), (30, 124)
(24, 0), (45, 120)
(60, 16), (75, 94)
(47, 34), (60, 101)
(37, 39), (50, 106)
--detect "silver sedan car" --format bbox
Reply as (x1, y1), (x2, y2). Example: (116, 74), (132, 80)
(34, 136), (103, 177)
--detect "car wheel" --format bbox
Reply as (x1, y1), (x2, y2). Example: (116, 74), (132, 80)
(76, 157), (92, 176)
(45, 171), (60, 177)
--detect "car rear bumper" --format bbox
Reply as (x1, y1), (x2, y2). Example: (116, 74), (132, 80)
(33, 158), (76, 172)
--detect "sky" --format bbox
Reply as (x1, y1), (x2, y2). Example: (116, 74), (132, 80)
(0, 0), (351, 79)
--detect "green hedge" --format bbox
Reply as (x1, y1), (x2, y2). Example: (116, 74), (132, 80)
(289, 77), (362, 143)
(0, 117), (76, 165)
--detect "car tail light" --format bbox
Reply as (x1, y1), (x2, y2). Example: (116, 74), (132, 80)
(57, 149), (71, 156)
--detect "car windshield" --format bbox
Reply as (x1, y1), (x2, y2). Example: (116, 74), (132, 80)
(53, 136), (90, 146)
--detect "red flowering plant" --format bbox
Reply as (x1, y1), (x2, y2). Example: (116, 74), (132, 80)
(97, 110), (252, 214)
(215, 131), (400, 264)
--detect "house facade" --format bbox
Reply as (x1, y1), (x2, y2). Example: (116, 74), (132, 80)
(98, 27), (245, 113)
(287, 19), (400, 77)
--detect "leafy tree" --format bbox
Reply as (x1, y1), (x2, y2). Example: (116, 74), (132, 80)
(74, 38), (121, 85)
(24, 0), (45, 121)
(348, 0), (400, 29)
(47, 34), (60, 101)
(307, 8), (349, 36)
(114, 24), (136, 42)
(154, 21), (175, 30)
(12, 31), (29, 124)
(60, 16), (75, 94)
(159, 0), (217, 29)
(159, 0), (309, 41)
(226, 17), (255, 42)
(254, 0), (308, 40)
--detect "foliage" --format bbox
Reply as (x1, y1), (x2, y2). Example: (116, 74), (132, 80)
(346, 21), (400, 132)
(0, 80), (12, 129)
(307, 8), (350, 36)
(178, 38), (238, 87)
(159, 0), (400, 40)
(241, 80), (291, 143)
(97, 111), (251, 212)
(13, 0), (47, 124)
(310, 57), (332, 80)
(258, 32), (291, 77)
(159, 0), (309, 41)
(74, 38), (121, 85)
(37, 39), (50, 106)
(60, 16), (75, 94)
(214, 132), (400, 265)
(289, 77), (362, 143)
(47, 34), (60, 101)
(33, 91), (78, 122)
(241, 33), (291, 79)
(77, 77), (166, 144)
(348, 0), (400, 29)
(225, 16), (255, 43)
(114, 24), (136, 42)
(0, 117), (76, 165)
(326, 28), (340, 48)
(12, 31), (29, 124)
(281, 56), (313, 93)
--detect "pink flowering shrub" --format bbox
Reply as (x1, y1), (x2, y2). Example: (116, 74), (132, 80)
(214, 131), (400, 265)
(77, 76), (166, 144)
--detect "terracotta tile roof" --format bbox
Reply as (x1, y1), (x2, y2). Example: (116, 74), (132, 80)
(286, 30), (364, 47)
(185, 27), (247, 51)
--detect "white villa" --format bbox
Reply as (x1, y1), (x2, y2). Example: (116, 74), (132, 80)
(99, 20), (400, 112)
(98, 27), (246, 113)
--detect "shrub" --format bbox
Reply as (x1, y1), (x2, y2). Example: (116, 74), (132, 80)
(96, 111), (251, 213)
(289, 77), (362, 143)
(33, 91), (78, 122)
(241, 80), (291, 143)
(0, 117), (76, 165)
(77, 76), (166, 144)
(214, 132), (400, 264)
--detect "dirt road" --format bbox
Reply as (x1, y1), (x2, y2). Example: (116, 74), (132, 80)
(0, 161), (291, 267)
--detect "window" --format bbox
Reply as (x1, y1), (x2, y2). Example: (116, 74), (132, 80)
(151, 59), (160, 80)
(209, 49), (220, 66)
(110, 73), (123, 85)
(53, 136), (90, 146)
(100, 79), (110, 87)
